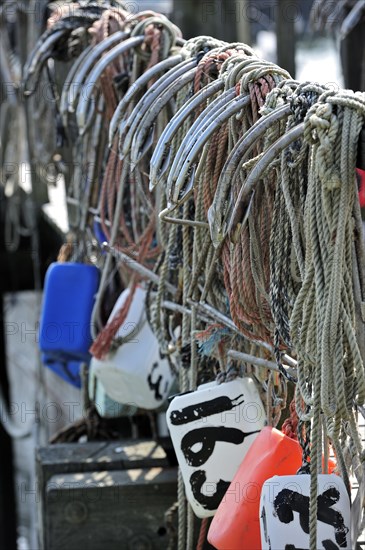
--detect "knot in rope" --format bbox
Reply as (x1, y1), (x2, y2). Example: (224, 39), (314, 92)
(288, 82), (327, 122)
(305, 101), (341, 190)
(259, 81), (297, 116)
(182, 36), (226, 58)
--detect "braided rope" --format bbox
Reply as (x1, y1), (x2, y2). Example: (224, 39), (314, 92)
(286, 90), (365, 545)
(24, 7), (365, 544)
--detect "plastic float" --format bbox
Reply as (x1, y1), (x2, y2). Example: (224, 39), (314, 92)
(90, 286), (175, 410)
(260, 474), (351, 550)
(208, 426), (303, 548)
(39, 262), (100, 362)
(166, 377), (267, 517)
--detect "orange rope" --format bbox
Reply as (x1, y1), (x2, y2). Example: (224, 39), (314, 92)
(282, 398), (299, 440)
(216, 74), (279, 345)
(196, 518), (209, 550)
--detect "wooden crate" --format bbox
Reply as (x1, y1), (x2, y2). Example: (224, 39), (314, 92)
(45, 467), (177, 550)
(36, 440), (175, 550)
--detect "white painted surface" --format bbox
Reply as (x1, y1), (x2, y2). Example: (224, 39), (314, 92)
(260, 474), (352, 550)
(91, 287), (175, 410)
(166, 378), (266, 517)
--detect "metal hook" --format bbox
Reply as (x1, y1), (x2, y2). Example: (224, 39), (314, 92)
(76, 35), (145, 134)
(130, 65), (203, 166)
(149, 78), (224, 191)
(165, 87), (236, 203)
(169, 92), (251, 209)
(225, 122), (305, 239)
(108, 54), (183, 146)
(208, 103), (291, 246)
(60, 44), (94, 128)
(67, 30), (128, 114)
(118, 57), (197, 157)
(23, 30), (65, 95)
(158, 163), (196, 221)
(131, 44), (235, 164)
(340, 0), (365, 39)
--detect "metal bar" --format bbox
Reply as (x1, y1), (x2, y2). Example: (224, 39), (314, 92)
(227, 349), (297, 377)
(102, 243), (177, 294)
(104, 245), (275, 353)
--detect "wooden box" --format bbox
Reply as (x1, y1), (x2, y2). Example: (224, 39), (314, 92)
(36, 440), (176, 550)
(45, 468), (177, 550)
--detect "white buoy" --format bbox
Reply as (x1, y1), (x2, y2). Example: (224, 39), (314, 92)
(166, 377), (266, 517)
(260, 474), (352, 550)
(91, 287), (175, 410)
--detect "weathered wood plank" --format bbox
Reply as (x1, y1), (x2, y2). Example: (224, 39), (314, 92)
(37, 439), (169, 478)
(45, 468), (178, 550)
(37, 440), (170, 549)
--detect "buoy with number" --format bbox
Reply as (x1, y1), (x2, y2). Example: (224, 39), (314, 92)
(260, 474), (351, 550)
(166, 377), (267, 518)
(90, 286), (175, 410)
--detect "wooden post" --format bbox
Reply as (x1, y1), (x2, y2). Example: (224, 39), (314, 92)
(0, 295), (18, 550)
(172, 0), (208, 39)
(236, 0), (251, 46)
(218, 0), (238, 43)
(276, 0), (296, 78)
(172, 0), (241, 42)
(340, 17), (365, 92)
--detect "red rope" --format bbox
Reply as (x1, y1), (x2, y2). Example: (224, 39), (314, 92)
(196, 518), (209, 550)
(281, 398), (299, 440)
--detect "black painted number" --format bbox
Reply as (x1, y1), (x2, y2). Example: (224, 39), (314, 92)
(275, 487), (348, 549)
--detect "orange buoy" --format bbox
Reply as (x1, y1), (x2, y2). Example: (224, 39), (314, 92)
(208, 426), (302, 550)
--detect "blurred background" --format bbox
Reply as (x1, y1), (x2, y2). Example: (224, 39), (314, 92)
(1, 1), (364, 548)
